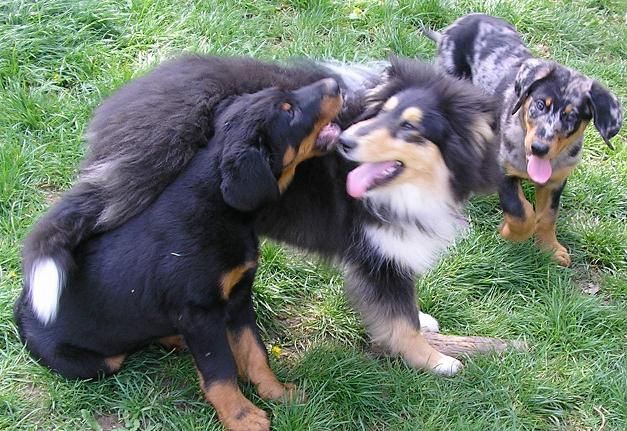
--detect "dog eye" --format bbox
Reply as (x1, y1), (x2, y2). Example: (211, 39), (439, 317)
(534, 100), (546, 111)
(400, 121), (417, 131)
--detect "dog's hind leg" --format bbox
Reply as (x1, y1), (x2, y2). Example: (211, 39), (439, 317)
(535, 180), (571, 266)
(226, 269), (297, 402)
(344, 263), (462, 376)
(39, 343), (126, 379)
(499, 175), (535, 241)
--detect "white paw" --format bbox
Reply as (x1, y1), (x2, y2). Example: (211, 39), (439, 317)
(433, 355), (463, 377)
(419, 311), (440, 333)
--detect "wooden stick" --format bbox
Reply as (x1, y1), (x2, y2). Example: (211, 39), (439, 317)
(422, 332), (528, 358)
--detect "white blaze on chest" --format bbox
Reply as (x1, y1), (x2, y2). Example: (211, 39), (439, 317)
(364, 183), (466, 274)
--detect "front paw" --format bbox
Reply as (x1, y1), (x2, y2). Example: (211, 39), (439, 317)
(539, 241), (571, 267)
(432, 355), (463, 377)
(499, 219), (534, 242)
(222, 405), (270, 431)
(257, 381), (304, 403)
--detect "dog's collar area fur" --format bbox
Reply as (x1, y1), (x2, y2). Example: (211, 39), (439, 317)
(362, 183), (467, 274)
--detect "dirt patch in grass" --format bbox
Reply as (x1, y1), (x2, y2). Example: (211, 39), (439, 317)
(36, 183), (63, 206)
(95, 413), (124, 431)
(572, 267), (607, 302)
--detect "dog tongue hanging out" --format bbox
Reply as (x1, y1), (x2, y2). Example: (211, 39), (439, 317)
(526, 155), (552, 184)
(424, 14), (623, 266)
(346, 161), (403, 198)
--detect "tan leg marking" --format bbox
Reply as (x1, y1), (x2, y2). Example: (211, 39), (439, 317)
(535, 185), (571, 266)
(220, 261), (256, 300)
(372, 318), (462, 376)
(228, 328), (297, 401)
(104, 354), (126, 373)
(500, 184), (535, 242)
(197, 375), (270, 431)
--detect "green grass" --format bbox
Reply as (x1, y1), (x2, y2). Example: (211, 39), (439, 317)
(1, 0), (625, 430)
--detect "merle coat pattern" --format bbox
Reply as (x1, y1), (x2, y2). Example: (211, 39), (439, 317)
(424, 14), (623, 266)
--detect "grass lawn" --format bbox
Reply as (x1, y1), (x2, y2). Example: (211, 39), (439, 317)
(1, 0), (625, 430)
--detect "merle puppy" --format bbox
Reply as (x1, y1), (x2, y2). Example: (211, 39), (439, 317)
(424, 14), (623, 265)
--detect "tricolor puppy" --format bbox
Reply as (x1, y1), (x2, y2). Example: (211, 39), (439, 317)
(424, 14), (623, 266)
(257, 58), (499, 376)
(15, 76), (342, 431)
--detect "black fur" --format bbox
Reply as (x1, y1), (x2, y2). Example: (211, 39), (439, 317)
(257, 59), (500, 373)
(19, 56), (500, 379)
(15, 80), (340, 428)
(21, 55), (343, 296)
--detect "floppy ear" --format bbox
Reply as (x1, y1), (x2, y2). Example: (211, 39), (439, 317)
(511, 59), (557, 115)
(588, 81), (623, 150)
(220, 135), (279, 212)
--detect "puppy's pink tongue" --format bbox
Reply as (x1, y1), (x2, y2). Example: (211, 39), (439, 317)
(527, 155), (552, 184)
(346, 161), (397, 199)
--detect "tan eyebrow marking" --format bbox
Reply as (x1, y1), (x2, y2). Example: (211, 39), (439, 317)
(401, 107), (423, 124)
(382, 96), (399, 111)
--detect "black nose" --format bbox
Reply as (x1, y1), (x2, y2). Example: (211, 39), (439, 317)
(531, 142), (549, 156)
(321, 78), (340, 96)
(339, 134), (357, 153)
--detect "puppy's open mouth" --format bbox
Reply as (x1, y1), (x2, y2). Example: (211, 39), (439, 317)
(346, 160), (404, 198)
(315, 122), (342, 152)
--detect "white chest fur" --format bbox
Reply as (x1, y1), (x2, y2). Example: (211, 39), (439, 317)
(364, 184), (466, 274)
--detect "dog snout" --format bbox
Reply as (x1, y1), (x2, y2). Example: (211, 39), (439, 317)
(321, 78), (340, 97)
(531, 141), (549, 156)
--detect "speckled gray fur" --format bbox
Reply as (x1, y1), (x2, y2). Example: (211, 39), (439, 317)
(425, 14), (623, 177)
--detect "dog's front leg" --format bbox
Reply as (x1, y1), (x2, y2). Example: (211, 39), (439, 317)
(499, 175), (536, 241)
(535, 180), (571, 266)
(344, 263), (462, 376)
(226, 269), (298, 402)
(180, 304), (270, 431)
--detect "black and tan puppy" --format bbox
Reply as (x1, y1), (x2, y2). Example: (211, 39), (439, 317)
(424, 14), (623, 265)
(21, 56), (345, 326)
(15, 78), (342, 431)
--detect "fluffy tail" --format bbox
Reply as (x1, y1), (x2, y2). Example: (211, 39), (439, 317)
(22, 184), (100, 324)
(419, 23), (442, 43)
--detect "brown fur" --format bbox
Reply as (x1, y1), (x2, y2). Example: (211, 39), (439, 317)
(535, 186), (571, 266)
(499, 184), (535, 242)
(371, 318), (453, 371)
(198, 377), (270, 431)
(277, 93), (342, 192)
(104, 354), (126, 373)
(220, 261), (257, 300)
(227, 328), (296, 401)
(347, 122), (451, 194)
